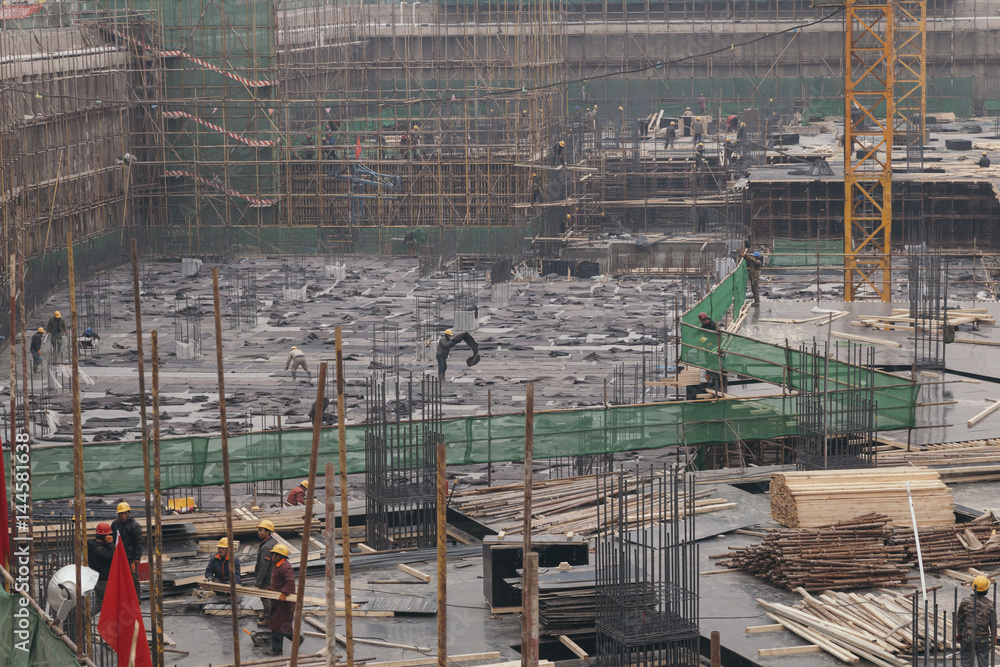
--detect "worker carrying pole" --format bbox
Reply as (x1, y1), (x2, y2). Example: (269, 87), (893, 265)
(435, 329), (481, 382)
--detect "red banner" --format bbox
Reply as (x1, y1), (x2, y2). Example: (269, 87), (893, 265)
(0, 5), (42, 21)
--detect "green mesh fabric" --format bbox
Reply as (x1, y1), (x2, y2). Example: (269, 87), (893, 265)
(770, 238), (844, 267)
(680, 261), (918, 429)
(0, 587), (81, 666)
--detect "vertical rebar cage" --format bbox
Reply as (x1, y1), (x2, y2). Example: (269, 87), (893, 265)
(369, 322), (401, 372)
(173, 293), (203, 358)
(364, 372), (442, 551)
(909, 249), (948, 370)
(595, 468), (700, 667)
(795, 342), (878, 470)
(227, 267), (259, 330)
(414, 296), (443, 362)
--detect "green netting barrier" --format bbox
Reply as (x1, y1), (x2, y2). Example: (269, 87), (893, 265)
(680, 261), (918, 430)
(8, 394), (805, 501)
(770, 237), (844, 267)
(0, 587), (81, 666)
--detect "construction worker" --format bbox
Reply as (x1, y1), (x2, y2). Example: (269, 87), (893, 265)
(736, 121), (747, 142)
(79, 326), (100, 352)
(726, 114), (740, 133)
(285, 345), (313, 384)
(664, 122), (676, 149)
(205, 537), (242, 585)
(692, 117), (706, 146)
(744, 250), (764, 306)
(693, 143), (708, 172)
(552, 140), (565, 167)
(697, 93), (707, 114)
(681, 106), (694, 136)
(308, 396), (331, 424)
(979, 152), (991, 168)
(255, 520), (279, 627)
(530, 172), (544, 204)
(87, 522), (115, 608)
(436, 328), (458, 382)
(46, 311), (65, 362)
(111, 501), (143, 599)
(957, 575), (996, 667)
(698, 312), (724, 391)
(267, 544), (301, 655)
(286, 480), (308, 506)
(698, 312), (717, 331)
(30, 327), (44, 372)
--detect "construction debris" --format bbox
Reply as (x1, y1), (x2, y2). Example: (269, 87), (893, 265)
(769, 468), (954, 528)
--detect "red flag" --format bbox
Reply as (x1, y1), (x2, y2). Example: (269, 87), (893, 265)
(354, 137), (362, 159)
(0, 436), (9, 572)
(98, 540), (152, 667)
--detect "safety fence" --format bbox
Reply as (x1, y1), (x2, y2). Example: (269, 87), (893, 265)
(0, 585), (80, 665)
(769, 237), (844, 267)
(679, 260), (918, 429)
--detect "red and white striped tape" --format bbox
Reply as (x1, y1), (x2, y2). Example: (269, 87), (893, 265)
(102, 25), (277, 88)
(161, 110), (277, 147)
(164, 170), (279, 207)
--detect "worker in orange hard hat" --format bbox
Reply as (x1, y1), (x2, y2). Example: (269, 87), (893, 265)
(45, 310), (65, 362)
(958, 575), (996, 667)
(87, 522), (115, 606)
(205, 537), (242, 585)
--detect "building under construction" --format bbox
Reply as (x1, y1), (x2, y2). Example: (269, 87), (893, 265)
(3, 0), (1000, 665)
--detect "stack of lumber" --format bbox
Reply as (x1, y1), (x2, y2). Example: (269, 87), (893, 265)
(892, 521), (1000, 571)
(451, 473), (735, 537)
(716, 514), (911, 591)
(854, 308), (994, 332)
(755, 588), (953, 666)
(769, 467), (954, 528)
(879, 440), (1000, 483)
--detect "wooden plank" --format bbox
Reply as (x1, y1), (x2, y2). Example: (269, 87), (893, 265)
(362, 652), (503, 667)
(830, 331), (903, 348)
(357, 543), (377, 553)
(397, 563), (431, 582)
(745, 624), (785, 634)
(968, 399), (1000, 427)
(558, 635), (589, 660)
(758, 645), (822, 657)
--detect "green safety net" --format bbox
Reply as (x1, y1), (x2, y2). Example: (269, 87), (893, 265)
(0, 587), (81, 666)
(680, 261), (918, 430)
(770, 238), (844, 268)
(10, 394), (804, 501)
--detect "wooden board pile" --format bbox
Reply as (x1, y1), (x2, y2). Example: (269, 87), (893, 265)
(770, 467), (954, 528)
(879, 440), (1000, 483)
(451, 473), (735, 537)
(755, 588), (953, 667)
(715, 514), (911, 591)
(854, 307), (994, 332)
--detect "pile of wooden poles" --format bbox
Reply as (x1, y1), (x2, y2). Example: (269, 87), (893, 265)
(715, 514), (912, 591)
(892, 521), (1000, 571)
(450, 473), (735, 537)
(755, 588), (952, 666)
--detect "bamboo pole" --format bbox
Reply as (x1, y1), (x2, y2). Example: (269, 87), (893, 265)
(325, 461), (337, 666)
(130, 239), (160, 666)
(335, 326), (354, 667)
(291, 362), (327, 666)
(212, 268), (242, 666)
(150, 330), (165, 667)
(436, 437), (447, 667)
(68, 231), (88, 660)
(521, 382), (534, 667)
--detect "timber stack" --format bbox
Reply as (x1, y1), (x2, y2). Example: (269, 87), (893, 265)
(716, 514), (911, 591)
(769, 467), (954, 528)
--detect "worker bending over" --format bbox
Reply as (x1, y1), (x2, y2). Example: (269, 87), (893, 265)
(285, 345), (313, 384)
(286, 479), (308, 506)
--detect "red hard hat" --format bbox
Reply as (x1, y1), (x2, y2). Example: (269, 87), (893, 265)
(698, 312), (709, 319)
(96, 522), (112, 535)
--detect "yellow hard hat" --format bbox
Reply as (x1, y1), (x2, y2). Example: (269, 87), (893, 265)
(697, 143), (704, 149)
(444, 329), (453, 336)
(117, 502), (131, 513)
(618, 106), (623, 111)
(413, 125), (419, 131)
(670, 121), (675, 126)
(37, 327), (44, 333)
(271, 544), (290, 557)
(291, 345), (297, 350)
(983, 152), (988, 156)
(300, 480), (309, 488)
(559, 141), (565, 147)
(54, 311), (61, 318)
(974, 575), (991, 592)
(217, 538), (229, 548)
(257, 519), (275, 532)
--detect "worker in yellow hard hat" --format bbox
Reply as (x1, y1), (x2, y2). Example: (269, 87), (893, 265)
(255, 519), (280, 625)
(205, 537), (242, 585)
(267, 544), (297, 654)
(553, 139), (566, 167)
(286, 479), (309, 506)
(112, 501), (143, 598)
(530, 172), (543, 204)
(284, 345), (313, 385)
(957, 575), (996, 666)
(45, 310), (66, 362)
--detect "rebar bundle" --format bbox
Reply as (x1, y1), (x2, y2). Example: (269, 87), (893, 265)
(595, 468), (699, 667)
(227, 268), (258, 331)
(364, 373), (442, 551)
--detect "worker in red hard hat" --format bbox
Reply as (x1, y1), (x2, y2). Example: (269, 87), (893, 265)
(697, 312), (717, 331)
(87, 522), (115, 607)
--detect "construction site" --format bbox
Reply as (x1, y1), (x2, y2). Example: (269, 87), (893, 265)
(4, 0), (1000, 665)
